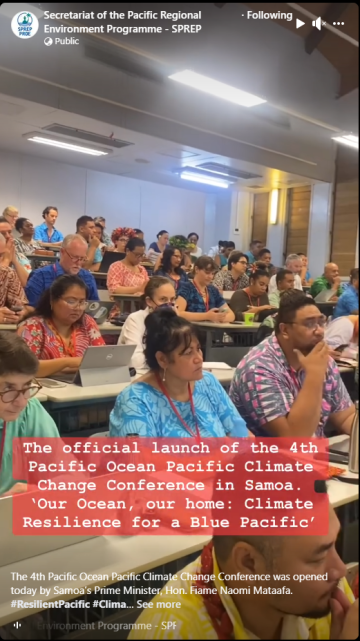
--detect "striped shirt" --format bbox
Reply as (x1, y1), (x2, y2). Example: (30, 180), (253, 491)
(229, 334), (352, 437)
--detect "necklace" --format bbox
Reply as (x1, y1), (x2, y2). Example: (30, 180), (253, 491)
(192, 280), (209, 311)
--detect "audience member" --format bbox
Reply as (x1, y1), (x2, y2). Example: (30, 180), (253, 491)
(334, 268), (358, 318)
(14, 217), (45, 273)
(258, 247), (274, 270)
(111, 227), (136, 254)
(298, 252), (312, 285)
(34, 206), (63, 245)
(229, 269), (273, 321)
(310, 263), (343, 301)
(268, 254), (303, 294)
(118, 277), (176, 374)
(129, 497), (357, 640)
(0, 217), (29, 287)
(2, 206), (19, 233)
(147, 230), (170, 264)
(245, 239), (264, 265)
(18, 275), (104, 378)
(268, 269), (295, 307)
(230, 291), (355, 437)
(0, 332), (61, 496)
(208, 240), (226, 259)
(93, 223), (106, 252)
(0, 233), (27, 312)
(325, 316), (358, 353)
(93, 217), (113, 247)
(24, 234), (99, 309)
(188, 232), (202, 259)
(107, 237), (149, 301)
(215, 241), (235, 269)
(213, 251), (249, 291)
(76, 216), (102, 271)
(110, 308), (247, 437)
(177, 256), (234, 323)
(154, 247), (188, 290)
(133, 229), (144, 241)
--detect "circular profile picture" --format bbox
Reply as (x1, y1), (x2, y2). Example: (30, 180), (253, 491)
(11, 12), (39, 39)
(44, 37), (53, 46)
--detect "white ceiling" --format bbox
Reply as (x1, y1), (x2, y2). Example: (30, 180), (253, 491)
(0, 93), (318, 192)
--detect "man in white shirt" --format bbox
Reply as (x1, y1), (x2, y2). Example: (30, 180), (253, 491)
(325, 315), (358, 354)
(268, 254), (303, 295)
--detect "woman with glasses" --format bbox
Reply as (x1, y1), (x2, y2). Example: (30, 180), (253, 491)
(107, 237), (149, 297)
(213, 251), (249, 292)
(0, 332), (59, 496)
(154, 247), (188, 290)
(229, 269), (274, 321)
(118, 276), (177, 374)
(110, 308), (248, 437)
(18, 275), (104, 378)
(111, 227), (136, 254)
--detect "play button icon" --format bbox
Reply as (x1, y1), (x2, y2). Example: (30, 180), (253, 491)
(296, 18), (305, 29)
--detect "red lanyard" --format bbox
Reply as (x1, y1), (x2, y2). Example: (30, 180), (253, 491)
(155, 374), (200, 440)
(0, 423), (6, 475)
(47, 320), (78, 357)
(192, 281), (209, 311)
(244, 288), (260, 308)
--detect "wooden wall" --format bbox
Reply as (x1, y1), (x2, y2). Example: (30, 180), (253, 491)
(251, 192), (269, 244)
(330, 145), (358, 275)
(284, 186), (311, 257)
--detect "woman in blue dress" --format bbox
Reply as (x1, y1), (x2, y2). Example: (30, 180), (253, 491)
(109, 308), (248, 438)
(154, 247), (188, 292)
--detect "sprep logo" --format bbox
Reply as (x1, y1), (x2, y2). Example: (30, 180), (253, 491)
(11, 12), (39, 39)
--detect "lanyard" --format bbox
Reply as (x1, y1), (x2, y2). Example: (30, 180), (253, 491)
(192, 281), (209, 311)
(47, 320), (78, 357)
(0, 423), (6, 475)
(244, 288), (260, 308)
(155, 373), (200, 440)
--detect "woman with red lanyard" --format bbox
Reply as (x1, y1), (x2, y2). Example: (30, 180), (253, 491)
(154, 247), (189, 291)
(229, 268), (275, 321)
(17, 274), (105, 378)
(213, 251), (249, 292)
(176, 256), (235, 323)
(110, 307), (248, 438)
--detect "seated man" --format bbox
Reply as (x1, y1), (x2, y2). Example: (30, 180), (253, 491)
(0, 332), (60, 496)
(269, 269), (295, 307)
(310, 263), (343, 302)
(268, 254), (303, 295)
(325, 316), (358, 356)
(76, 215), (102, 271)
(229, 292), (355, 437)
(129, 490), (357, 640)
(334, 268), (358, 318)
(25, 234), (99, 310)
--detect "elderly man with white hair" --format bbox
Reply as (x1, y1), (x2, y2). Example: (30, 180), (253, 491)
(268, 254), (303, 295)
(24, 234), (99, 311)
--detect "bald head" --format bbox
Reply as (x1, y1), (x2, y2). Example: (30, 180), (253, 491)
(324, 263), (339, 283)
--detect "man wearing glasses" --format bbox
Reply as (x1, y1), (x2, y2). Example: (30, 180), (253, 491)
(230, 291), (355, 438)
(24, 234), (99, 312)
(0, 332), (59, 497)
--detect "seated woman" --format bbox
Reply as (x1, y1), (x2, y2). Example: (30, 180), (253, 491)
(154, 247), (188, 290)
(14, 218), (46, 273)
(111, 227), (136, 254)
(107, 237), (149, 296)
(110, 308), (248, 437)
(214, 241), (235, 269)
(147, 230), (169, 265)
(213, 251), (249, 292)
(229, 269), (274, 321)
(17, 274), (105, 377)
(118, 276), (176, 374)
(176, 256), (234, 323)
(188, 232), (202, 259)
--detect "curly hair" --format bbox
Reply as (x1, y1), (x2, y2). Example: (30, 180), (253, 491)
(111, 227), (136, 243)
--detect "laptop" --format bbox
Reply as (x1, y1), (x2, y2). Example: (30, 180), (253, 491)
(99, 251), (125, 273)
(86, 300), (114, 325)
(328, 436), (350, 455)
(0, 496), (97, 567)
(45, 344), (136, 386)
(314, 289), (335, 303)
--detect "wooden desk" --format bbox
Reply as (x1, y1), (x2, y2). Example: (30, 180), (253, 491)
(26, 254), (58, 266)
(0, 436), (356, 626)
(0, 324), (17, 332)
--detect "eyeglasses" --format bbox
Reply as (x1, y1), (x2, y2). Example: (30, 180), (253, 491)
(64, 249), (86, 263)
(289, 316), (327, 330)
(131, 252), (146, 259)
(238, 260), (248, 265)
(61, 298), (88, 309)
(0, 381), (42, 403)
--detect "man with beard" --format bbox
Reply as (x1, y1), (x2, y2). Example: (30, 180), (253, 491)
(229, 292), (355, 437)
(128, 492), (358, 639)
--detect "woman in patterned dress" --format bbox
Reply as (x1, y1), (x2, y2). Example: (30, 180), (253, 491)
(107, 237), (149, 316)
(17, 274), (104, 378)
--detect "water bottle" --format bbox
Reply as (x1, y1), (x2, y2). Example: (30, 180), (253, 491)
(349, 401), (359, 474)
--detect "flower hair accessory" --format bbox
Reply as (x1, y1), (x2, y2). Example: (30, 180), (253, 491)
(111, 227), (136, 243)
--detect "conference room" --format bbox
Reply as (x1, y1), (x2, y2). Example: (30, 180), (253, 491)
(0, 2), (358, 639)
